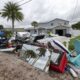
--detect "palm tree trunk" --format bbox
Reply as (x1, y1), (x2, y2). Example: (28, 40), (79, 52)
(12, 19), (14, 34)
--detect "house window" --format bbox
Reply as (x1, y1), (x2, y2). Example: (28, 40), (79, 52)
(51, 23), (53, 26)
(64, 22), (67, 25)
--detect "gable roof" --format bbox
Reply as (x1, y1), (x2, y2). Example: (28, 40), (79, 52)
(38, 18), (69, 25)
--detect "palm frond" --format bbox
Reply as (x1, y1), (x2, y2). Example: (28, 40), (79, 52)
(1, 1), (24, 31)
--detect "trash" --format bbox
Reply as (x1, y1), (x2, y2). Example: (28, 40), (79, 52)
(49, 52), (67, 73)
(68, 63), (80, 77)
(69, 68), (78, 78)
(66, 65), (78, 78)
(69, 53), (80, 68)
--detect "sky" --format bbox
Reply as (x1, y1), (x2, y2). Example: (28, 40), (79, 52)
(0, 0), (80, 28)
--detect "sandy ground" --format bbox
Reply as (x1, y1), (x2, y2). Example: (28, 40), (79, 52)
(0, 52), (53, 80)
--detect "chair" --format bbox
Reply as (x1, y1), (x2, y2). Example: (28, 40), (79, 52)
(50, 52), (67, 73)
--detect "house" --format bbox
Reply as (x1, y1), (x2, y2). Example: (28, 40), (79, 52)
(25, 18), (71, 36)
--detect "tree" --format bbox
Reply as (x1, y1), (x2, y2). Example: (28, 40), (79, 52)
(31, 21), (38, 29)
(0, 25), (4, 30)
(72, 22), (80, 30)
(1, 2), (24, 33)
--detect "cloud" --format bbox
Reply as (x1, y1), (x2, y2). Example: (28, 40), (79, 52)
(0, 0), (80, 28)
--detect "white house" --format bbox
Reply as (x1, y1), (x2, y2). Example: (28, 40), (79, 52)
(25, 18), (71, 36)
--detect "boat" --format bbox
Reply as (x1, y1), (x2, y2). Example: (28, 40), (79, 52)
(37, 37), (70, 54)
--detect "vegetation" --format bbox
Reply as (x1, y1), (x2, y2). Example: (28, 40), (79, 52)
(1, 2), (24, 33)
(26, 50), (36, 58)
(4, 30), (13, 38)
(69, 36), (80, 51)
(0, 25), (4, 30)
(22, 47), (46, 65)
(72, 22), (80, 29)
(23, 50), (36, 62)
(31, 21), (38, 29)
(38, 47), (46, 56)
(63, 41), (67, 47)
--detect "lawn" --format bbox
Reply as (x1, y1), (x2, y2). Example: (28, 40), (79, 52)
(69, 36), (80, 51)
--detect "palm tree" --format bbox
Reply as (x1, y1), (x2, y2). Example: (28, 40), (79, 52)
(31, 21), (38, 29)
(0, 25), (4, 30)
(1, 2), (24, 33)
(31, 21), (38, 34)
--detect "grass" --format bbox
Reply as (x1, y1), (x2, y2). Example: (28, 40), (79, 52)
(69, 36), (80, 51)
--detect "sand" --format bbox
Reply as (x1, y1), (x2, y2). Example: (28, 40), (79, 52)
(0, 52), (53, 80)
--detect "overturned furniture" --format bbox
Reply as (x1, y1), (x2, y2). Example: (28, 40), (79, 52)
(50, 51), (67, 73)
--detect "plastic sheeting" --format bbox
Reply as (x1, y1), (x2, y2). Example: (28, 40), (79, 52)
(0, 31), (5, 36)
(70, 54), (80, 68)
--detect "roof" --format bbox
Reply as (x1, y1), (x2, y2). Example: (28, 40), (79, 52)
(38, 18), (69, 25)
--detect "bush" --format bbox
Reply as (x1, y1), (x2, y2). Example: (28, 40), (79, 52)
(69, 44), (74, 51)
(68, 35), (80, 51)
(4, 30), (13, 38)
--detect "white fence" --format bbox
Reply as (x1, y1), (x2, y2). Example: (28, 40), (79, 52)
(71, 30), (80, 37)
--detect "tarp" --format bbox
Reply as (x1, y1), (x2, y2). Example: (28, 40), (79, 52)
(17, 32), (30, 38)
(0, 31), (5, 36)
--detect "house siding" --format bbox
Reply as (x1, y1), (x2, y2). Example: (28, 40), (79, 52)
(25, 18), (71, 36)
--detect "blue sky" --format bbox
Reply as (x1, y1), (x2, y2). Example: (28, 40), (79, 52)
(0, 0), (80, 28)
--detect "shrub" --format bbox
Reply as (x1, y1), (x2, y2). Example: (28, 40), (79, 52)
(69, 44), (74, 51)
(4, 30), (13, 38)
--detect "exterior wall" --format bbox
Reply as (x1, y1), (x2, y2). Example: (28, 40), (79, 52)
(25, 19), (70, 36)
(38, 19), (69, 29)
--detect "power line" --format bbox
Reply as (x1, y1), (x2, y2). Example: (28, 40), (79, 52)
(70, 0), (78, 22)
(16, 0), (25, 3)
(18, 0), (32, 6)
(0, 0), (33, 13)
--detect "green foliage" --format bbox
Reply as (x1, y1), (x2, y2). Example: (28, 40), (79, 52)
(4, 30), (13, 38)
(0, 25), (4, 29)
(38, 47), (46, 56)
(31, 21), (38, 28)
(1, 1), (24, 33)
(25, 50), (36, 58)
(72, 22), (80, 29)
(69, 36), (80, 51)
(69, 44), (74, 51)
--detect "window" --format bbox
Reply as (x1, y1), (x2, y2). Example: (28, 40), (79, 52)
(64, 22), (67, 25)
(51, 23), (53, 26)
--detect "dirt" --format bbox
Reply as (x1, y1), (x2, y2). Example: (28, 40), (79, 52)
(0, 52), (53, 80)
